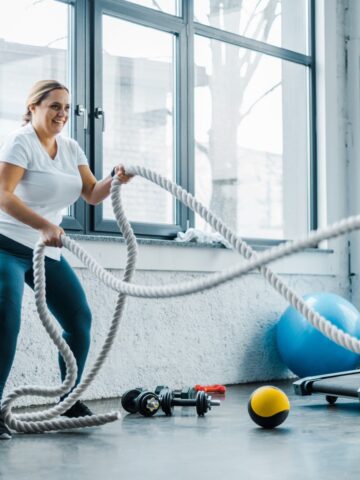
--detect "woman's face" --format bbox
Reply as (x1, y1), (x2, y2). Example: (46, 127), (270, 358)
(30, 88), (70, 137)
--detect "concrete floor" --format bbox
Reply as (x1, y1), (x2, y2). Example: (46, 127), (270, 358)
(0, 381), (359, 479)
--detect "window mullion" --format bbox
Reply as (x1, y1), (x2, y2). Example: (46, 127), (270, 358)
(184, 0), (195, 228)
(63, 0), (87, 232)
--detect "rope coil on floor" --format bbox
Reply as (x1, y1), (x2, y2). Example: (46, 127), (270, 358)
(3, 165), (360, 433)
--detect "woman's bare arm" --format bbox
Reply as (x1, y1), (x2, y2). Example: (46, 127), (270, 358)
(0, 162), (64, 247)
(78, 164), (132, 206)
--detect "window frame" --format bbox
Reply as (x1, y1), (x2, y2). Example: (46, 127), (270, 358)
(60, 0), (87, 231)
(89, 0), (188, 238)
(189, 0), (317, 237)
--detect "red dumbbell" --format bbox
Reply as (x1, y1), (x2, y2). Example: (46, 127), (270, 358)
(194, 384), (226, 394)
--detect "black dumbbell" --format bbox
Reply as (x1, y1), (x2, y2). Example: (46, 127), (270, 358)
(154, 385), (169, 396)
(173, 387), (197, 399)
(160, 390), (220, 416)
(121, 388), (161, 417)
(154, 385), (196, 399)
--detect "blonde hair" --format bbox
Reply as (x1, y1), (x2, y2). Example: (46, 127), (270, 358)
(22, 80), (69, 125)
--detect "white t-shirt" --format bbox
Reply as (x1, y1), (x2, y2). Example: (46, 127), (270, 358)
(0, 123), (88, 260)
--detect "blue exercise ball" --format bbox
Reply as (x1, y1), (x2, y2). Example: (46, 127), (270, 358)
(276, 292), (360, 377)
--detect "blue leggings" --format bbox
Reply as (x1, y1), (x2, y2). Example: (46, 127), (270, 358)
(0, 234), (92, 403)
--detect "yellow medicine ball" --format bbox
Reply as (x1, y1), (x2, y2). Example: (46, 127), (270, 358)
(248, 386), (290, 429)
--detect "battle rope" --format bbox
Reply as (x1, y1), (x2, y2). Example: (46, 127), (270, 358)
(2, 165), (360, 433)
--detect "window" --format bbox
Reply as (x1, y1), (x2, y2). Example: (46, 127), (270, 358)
(0, 0), (71, 142)
(193, 0), (313, 241)
(92, 0), (187, 237)
(0, 0), (85, 229)
(194, 20), (311, 239)
(0, 1), (315, 243)
(101, 16), (176, 226)
(194, 1), (308, 54)
(91, 0), (314, 241)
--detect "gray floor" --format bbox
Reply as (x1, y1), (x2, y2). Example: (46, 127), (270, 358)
(1, 381), (360, 479)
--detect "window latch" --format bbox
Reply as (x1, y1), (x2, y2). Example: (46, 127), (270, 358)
(75, 104), (88, 130)
(94, 107), (105, 132)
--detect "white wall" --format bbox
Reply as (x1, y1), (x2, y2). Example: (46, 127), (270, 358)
(7, 254), (349, 405)
(4, 0), (353, 406)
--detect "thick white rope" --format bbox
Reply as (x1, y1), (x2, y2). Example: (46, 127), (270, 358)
(2, 177), (137, 433)
(3, 166), (360, 433)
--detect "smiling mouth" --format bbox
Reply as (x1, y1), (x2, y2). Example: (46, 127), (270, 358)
(53, 120), (64, 126)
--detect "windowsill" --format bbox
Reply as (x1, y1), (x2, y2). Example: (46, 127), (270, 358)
(62, 233), (337, 276)
(68, 232), (333, 252)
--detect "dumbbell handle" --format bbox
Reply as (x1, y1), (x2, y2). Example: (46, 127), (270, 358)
(195, 384), (226, 394)
(172, 398), (221, 407)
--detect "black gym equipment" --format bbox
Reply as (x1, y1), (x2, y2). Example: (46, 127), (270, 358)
(121, 388), (161, 416)
(293, 368), (360, 404)
(155, 385), (196, 399)
(122, 386), (221, 416)
(160, 389), (220, 416)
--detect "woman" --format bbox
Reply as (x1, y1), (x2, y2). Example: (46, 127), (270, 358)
(0, 80), (132, 439)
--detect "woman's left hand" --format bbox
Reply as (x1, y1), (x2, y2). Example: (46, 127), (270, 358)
(114, 165), (133, 184)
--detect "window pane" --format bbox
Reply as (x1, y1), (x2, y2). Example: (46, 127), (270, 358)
(125, 1), (179, 16)
(102, 16), (176, 225)
(0, 0), (71, 217)
(0, 0), (71, 143)
(194, 36), (309, 240)
(194, 0), (308, 55)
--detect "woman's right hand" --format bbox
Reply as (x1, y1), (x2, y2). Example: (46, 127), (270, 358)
(39, 222), (65, 247)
